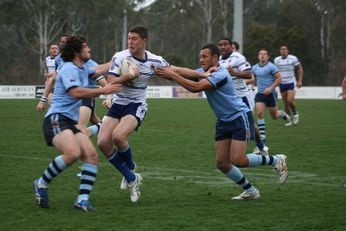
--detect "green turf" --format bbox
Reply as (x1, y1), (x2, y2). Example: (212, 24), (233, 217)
(0, 99), (345, 230)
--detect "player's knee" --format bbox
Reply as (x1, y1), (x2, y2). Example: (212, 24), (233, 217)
(216, 161), (230, 173)
(90, 115), (100, 124)
(270, 113), (278, 120)
(112, 133), (127, 145)
(83, 151), (99, 165)
(97, 137), (111, 152)
(62, 147), (81, 165)
(256, 111), (264, 118)
(230, 156), (248, 167)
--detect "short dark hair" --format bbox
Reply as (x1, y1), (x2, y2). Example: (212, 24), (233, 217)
(218, 37), (232, 44)
(232, 41), (240, 50)
(259, 48), (270, 56)
(61, 35), (87, 62)
(201, 44), (220, 57)
(129, 25), (148, 39)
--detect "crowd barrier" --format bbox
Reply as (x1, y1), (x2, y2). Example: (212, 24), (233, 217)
(0, 85), (343, 99)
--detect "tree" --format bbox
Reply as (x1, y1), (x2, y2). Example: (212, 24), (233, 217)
(218, 0), (233, 37)
(20, 0), (66, 83)
(0, 0), (344, 86)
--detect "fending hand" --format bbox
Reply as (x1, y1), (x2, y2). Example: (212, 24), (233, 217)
(36, 101), (46, 112)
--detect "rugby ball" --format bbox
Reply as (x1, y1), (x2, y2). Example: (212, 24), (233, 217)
(119, 57), (137, 76)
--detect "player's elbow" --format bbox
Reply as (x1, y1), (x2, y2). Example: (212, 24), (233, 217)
(68, 87), (84, 99)
(189, 88), (199, 93)
(188, 85), (203, 93)
(243, 71), (253, 79)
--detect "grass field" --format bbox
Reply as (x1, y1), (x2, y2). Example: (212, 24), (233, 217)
(0, 99), (345, 231)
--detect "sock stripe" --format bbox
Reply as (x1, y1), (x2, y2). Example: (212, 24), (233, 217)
(42, 174), (51, 183)
(79, 189), (91, 195)
(81, 179), (94, 185)
(243, 183), (252, 190)
(47, 167), (57, 178)
(118, 145), (130, 153)
(237, 177), (246, 185)
(81, 170), (97, 177)
(77, 163), (97, 202)
(52, 160), (62, 173)
(261, 156), (266, 165)
(269, 156), (274, 165)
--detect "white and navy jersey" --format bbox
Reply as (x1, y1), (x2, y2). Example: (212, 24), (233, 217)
(274, 54), (300, 84)
(195, 66), (249, 122)
(219, 51), (253, 97)
(108, 49), (169, 105)
(45, 56), (56, 73)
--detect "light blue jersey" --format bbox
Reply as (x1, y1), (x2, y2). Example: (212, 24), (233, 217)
(55, 55), (102, 88)
(45, 62), (89, 122)
(252, 61), (279, 93)
(54, 54), (64, 71)
(84, 59), (104, 88)
(196, 66), (249, 122)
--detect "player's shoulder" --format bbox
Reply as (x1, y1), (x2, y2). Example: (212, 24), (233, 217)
(145, 50), (169, 68)
(218, 66), (230, 74)
(113, 49), (132, 60)
(267, 61), (277, 68)
(287, 54), (298, 59)
(252, 63), (260, 69)
(230, 51), (244, 59)
(274, 56), (281, 63)
(84, 59), (98, 67)
(287, 54), (299, 61)
(145, 50), (164, 61)
(59, 62), (78, 73)
(212, 66), (230, 79)
(55, 53), (62, 61)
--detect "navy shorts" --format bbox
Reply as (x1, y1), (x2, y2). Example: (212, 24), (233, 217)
(43, 114), (80, 146)
(279, 82), (295, 92)
(215, 112), (254, 141)
(106, 102), (147, 128)
(241, 96), (250, 109)
(81, 98), (96, 112)
(255, 92), (277, 107)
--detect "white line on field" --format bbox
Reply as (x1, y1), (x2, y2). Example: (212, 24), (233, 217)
(1, 154), (344, 187)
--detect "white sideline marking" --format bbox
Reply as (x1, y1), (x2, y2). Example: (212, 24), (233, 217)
(1, 154), (344, 187)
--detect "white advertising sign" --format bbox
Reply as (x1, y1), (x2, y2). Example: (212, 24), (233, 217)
(0, 85), (36, 99)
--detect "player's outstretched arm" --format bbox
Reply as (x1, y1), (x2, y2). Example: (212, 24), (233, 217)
(171, 66), (208, 79)
(68, 83), (122, 99)
(36, 72), (57, 112)
(156, 67), (212, 93)
(89, 61), (112, 79)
